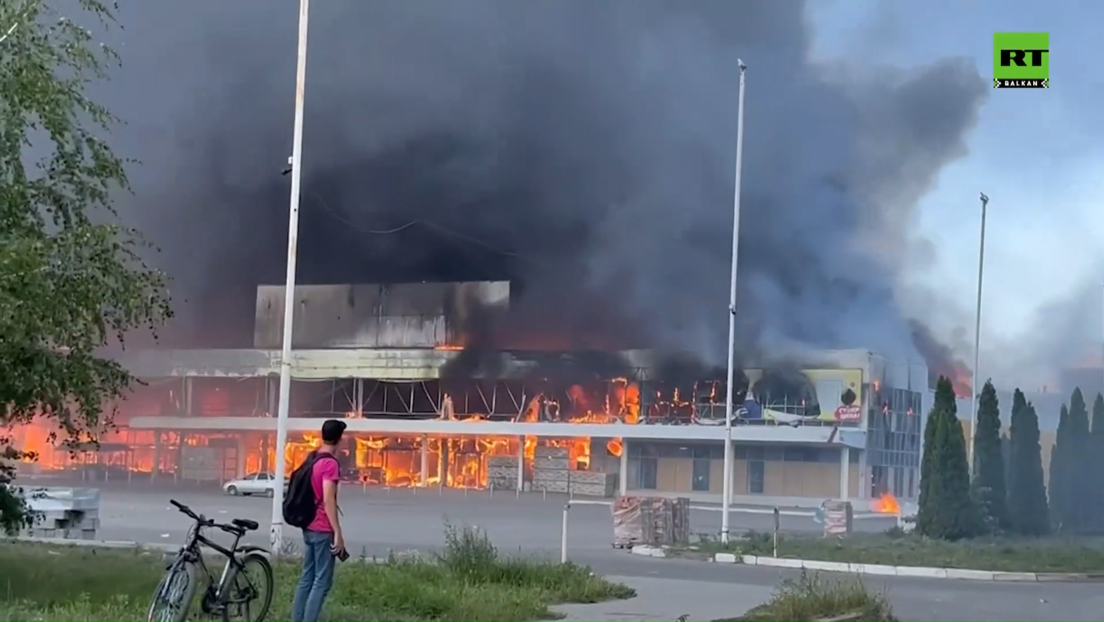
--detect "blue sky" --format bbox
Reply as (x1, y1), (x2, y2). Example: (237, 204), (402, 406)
(808, 1), (1102, 381)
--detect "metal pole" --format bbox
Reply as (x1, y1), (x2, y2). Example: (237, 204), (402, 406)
(720, 59), (747, 545)
(270, 0), (311, 553)
(968, 192), (988, 480)
(560, 503), (570, 563)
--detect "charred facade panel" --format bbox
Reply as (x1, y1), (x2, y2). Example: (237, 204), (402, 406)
(253, 281), (510, 349)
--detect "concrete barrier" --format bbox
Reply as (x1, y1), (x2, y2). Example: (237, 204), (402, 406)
(19, 486), (100, 540)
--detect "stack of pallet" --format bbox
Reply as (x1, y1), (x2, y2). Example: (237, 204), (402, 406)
(20, 487), (100, 540)
(822, 500), (854, 537)
(612, 495), (654, 548)
(669, 496), (691, 545)
(565, 470), (618, 497)
(531, 446), (617, 497)
(611, 495), (691, 547)
(487, 455), (519, 490)
(532, 446), (570, 493)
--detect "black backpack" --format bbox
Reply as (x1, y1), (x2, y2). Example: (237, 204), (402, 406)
(283, 451), (337, 528)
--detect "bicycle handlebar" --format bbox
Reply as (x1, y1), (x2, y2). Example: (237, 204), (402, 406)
(170, 499), (214, 527)
(169, 499), (245, 534)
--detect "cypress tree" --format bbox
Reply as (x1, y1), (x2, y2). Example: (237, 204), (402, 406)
(1091, 393), (1104, 531)
(1067, 388), (1090, 531)
(917, 377), (980, 540)
(972, 380), (1008, 531)
(1048, 404), (1072, 531)
(1008, 390), (1050, 536)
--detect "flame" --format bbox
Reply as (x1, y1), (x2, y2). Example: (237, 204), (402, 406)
(434, 344), (464, 351)
(606, 439), (623, 457)
(872, 493), (900, 515)
(949, 365), (972, 399)
(9, 375), (655, 489)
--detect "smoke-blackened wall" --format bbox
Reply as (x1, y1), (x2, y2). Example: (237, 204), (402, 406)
(102, 1), (987, 365)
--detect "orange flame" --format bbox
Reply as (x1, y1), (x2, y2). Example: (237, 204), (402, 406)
(10, 375), (652, 489)
(872, 493), (900, 515)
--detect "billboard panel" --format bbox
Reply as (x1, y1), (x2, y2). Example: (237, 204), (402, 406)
(739, 368), (864, 424)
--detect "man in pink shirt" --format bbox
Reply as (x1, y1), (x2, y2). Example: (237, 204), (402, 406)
(291, 419), (346, 622)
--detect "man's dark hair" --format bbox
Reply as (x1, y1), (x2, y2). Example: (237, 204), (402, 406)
(321, 419), (347, 445)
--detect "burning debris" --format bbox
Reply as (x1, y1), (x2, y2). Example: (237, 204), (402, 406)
(9, 359), (855, 491)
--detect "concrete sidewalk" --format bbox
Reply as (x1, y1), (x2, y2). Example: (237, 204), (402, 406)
(554, 576), (772, 622)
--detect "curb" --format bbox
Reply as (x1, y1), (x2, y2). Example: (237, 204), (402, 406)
(8, 537), (411, 565)
(629, 545), (668, 558)
(10, 536), (166, 550)
(711, 553), (1104, 583)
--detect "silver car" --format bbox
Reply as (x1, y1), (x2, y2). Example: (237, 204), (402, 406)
(223, 472), (277, 497)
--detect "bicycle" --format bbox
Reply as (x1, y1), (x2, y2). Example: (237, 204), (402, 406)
(146, 499), (274, 622)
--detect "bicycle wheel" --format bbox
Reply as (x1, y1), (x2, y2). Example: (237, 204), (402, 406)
(221, 552), (274, 622)
(146, 558), (198, 622)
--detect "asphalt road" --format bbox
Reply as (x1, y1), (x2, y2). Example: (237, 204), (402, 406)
(89, 483), (893, 554)
(51, 484), (1104, 621)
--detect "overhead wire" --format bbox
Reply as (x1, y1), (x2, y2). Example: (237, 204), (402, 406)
(307, 191), (536, 264)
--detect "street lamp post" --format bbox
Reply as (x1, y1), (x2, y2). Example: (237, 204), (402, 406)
(270, 0), (312, 553)
(967, 192), (989, 479)
(720, 59), (747, 545)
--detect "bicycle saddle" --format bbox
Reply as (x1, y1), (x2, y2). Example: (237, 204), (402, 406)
(232, 518), (260, 531)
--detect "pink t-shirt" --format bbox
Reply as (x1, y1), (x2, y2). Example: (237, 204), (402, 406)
(307, 453), (340, 533)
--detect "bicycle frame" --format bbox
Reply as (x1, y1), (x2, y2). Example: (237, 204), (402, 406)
(173, 521), (267, 607)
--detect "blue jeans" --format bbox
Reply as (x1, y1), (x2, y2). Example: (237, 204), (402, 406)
(291, 530), (335, 622)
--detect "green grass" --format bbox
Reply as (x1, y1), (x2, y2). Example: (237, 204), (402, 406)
(0, 524), (634, 621)
(713, 572), (895, 622)
(696, 529), (1104, 573)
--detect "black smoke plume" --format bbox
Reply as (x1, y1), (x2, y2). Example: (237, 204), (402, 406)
(101, 1), (988, 367)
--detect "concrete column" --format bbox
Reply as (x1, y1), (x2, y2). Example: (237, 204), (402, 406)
(516, 435), (525, 492)
(151, 432), (161, 481)
(420, 434), (429, 487)
(237, 436), (247, 478)
(839, 446), (850, 500)
(858, 448), (869, 499)
(184, 377), (193, 416)
(175, 432), (185, 481)
(618, 439), (629, 495)
(438, 440), (448, 488)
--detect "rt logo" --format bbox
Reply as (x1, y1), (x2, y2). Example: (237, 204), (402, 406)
(993, 32), (1049, 89)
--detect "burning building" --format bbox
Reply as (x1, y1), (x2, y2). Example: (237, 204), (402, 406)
(13, 282), (930, 504)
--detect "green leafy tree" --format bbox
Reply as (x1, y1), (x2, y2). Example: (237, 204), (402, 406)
(971, 380), (1008, 531)
(1048, 404), (1072, 530)
(1007, 390), (1050, 536)
(0, 0), (172, 534)
(917, 376), (980, 540)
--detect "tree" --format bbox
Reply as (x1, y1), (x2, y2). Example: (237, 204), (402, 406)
(1090, 393), (1104, 531)
(917, 376), (980, 540)
(1007, 390), (1050, 536)
(971, 380), (1008, 531)
(1051, 388), (1091, 532)
(1048, 404), (1072, 531)
(0, 0), (172, 534)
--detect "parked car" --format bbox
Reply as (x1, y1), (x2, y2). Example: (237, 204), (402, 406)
(223, 472), (278, 497)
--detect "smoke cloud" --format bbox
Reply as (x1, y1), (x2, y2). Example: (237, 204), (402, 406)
(101, 1), (988, 367)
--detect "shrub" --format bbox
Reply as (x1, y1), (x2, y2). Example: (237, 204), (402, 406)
(715, 571), (896, 622)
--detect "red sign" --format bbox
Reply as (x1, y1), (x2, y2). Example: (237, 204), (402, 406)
(834, 405), (862, 421)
